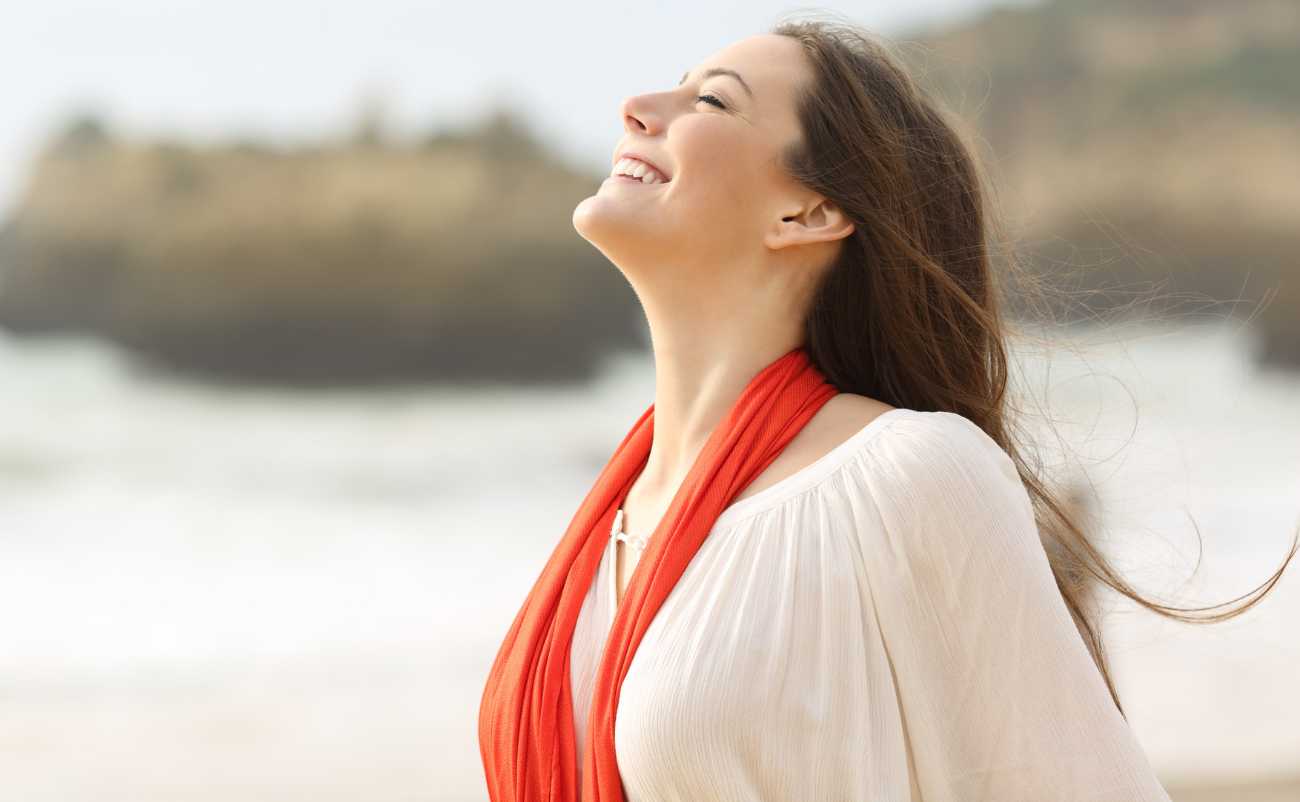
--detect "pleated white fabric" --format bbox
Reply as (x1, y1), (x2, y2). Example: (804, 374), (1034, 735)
(568, 407), (1172, 801)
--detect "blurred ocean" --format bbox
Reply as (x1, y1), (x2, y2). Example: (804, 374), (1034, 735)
(1, 320), (1297, 800)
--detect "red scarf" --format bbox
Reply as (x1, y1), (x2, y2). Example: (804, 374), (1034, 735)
(477, 346), (838, 801)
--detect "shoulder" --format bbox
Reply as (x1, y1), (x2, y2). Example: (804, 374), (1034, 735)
(841, 409), (1043, 587)
(866, 406), (1014, 479)
(825, 392), (999, 453)
(804, 393), (898, 449)
(850, 406), (1027, 526)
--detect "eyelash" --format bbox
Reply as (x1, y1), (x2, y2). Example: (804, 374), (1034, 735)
(697, 93), (727, 110)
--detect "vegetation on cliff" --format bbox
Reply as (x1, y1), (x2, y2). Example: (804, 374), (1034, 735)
(899, 0), (1299, 366)
(0, 109), (644, 384)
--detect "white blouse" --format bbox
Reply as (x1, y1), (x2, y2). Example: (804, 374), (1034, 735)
(568, 407), (1172, 801)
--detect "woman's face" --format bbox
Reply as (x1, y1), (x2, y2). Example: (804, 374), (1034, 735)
(574, 34), (845, 295)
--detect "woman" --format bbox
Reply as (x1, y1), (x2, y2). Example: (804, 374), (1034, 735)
(478, 17), (1295, 802)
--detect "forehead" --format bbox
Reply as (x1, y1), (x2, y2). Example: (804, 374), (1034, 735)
(687, 34), (808, 120)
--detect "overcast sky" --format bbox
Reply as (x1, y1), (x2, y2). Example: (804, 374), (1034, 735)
(0, 0), (1040, 218)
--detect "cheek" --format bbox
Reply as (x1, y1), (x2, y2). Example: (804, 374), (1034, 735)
(675, 123), (768, 210)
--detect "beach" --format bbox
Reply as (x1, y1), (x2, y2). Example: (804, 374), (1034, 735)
(2, 322), (1298, 799)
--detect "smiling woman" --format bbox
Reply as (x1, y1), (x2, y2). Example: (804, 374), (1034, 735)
(478, 11), (1296, 802)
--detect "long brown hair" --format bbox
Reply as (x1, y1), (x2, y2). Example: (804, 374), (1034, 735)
(770, 13), (1299, 717)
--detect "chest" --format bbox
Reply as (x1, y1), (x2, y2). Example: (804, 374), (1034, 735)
(569, 515), (911, 799)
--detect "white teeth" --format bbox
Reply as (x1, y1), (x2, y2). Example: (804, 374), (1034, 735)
(612, 157), (665, 184)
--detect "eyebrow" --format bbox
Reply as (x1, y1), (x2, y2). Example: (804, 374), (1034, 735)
(678, 67), (754, 100)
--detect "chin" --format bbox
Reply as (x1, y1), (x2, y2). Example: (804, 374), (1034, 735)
(574, 193), (644, 246)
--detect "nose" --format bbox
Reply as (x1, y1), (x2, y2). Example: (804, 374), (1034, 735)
(620, 93), (662, 136)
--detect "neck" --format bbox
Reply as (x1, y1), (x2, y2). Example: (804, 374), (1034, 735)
(632, 301), (805, 503)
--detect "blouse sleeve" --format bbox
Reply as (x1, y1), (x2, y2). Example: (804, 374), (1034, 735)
(855, 411), (1172, 802)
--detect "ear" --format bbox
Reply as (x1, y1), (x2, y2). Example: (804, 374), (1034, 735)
(764, 195), (855, 251)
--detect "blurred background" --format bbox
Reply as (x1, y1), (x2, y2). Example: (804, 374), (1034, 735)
(1, 0), (1298, 799)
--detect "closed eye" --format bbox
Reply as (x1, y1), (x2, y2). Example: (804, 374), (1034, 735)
(697, 93), (726, 110)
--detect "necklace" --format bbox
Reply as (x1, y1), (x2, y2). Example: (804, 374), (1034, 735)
(611, 507), (649, 552)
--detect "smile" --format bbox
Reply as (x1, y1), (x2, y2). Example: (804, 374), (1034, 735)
(606, 173), (666, 187)
(609, 157), (669, 185)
